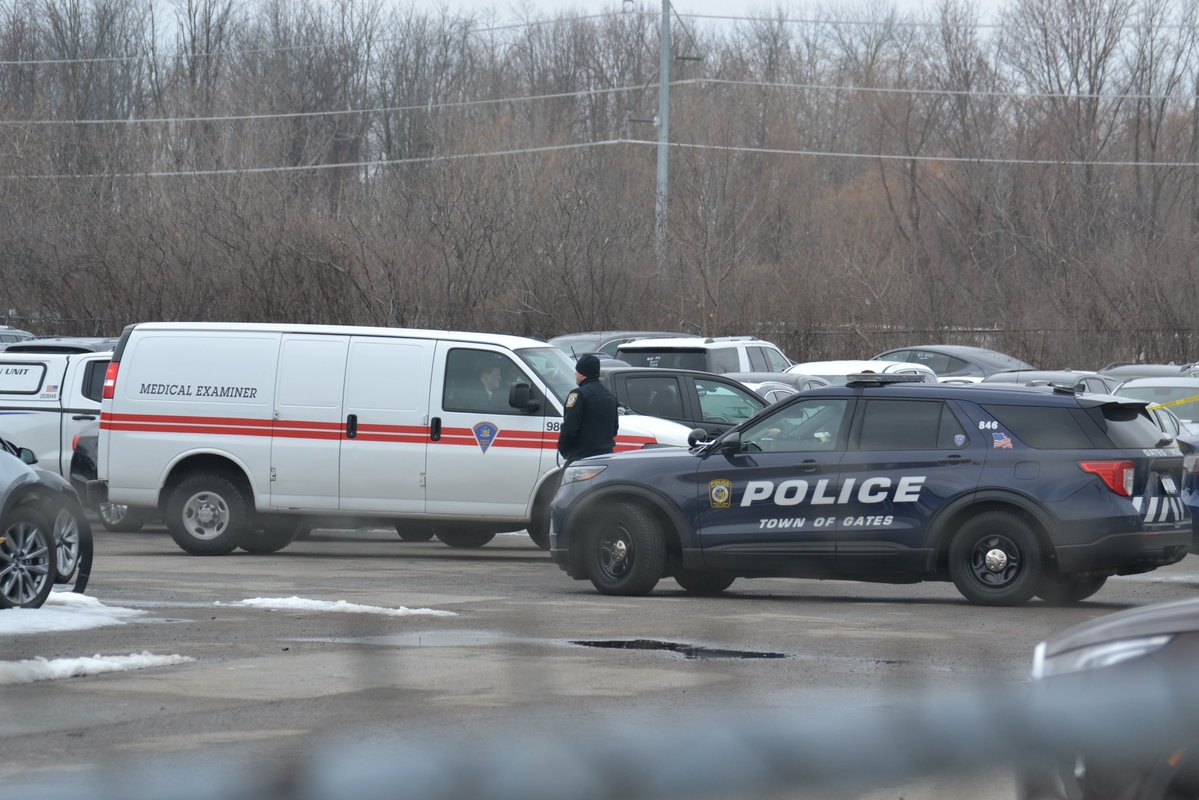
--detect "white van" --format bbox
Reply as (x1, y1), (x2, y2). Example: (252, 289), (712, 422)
(95, 322), (688, 556)
(0, 339), (116, 477)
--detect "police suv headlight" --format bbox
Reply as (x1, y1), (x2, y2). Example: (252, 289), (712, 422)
(1032, 636), (1173, 679)
(563, 465), (607, 484)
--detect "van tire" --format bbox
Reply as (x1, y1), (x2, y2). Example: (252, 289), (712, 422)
(434, 527), (496, 548)
(166, 473), (249, 556)
(239, 517), (306, 554)
(395, 523), (435, 542)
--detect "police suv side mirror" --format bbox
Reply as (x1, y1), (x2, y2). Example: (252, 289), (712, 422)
(17, 447), (36, 465)
(716, 431), (742, 454)
(508, 383), (540, 412)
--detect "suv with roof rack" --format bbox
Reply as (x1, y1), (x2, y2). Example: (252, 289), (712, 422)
(615, 336), (791, 374)
(549, 374), (1192, 605)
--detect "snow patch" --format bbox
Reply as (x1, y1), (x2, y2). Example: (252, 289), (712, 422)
(218, 596), (457, 617)
(0, 591), (145, 635)
(0, 652), (194, 685)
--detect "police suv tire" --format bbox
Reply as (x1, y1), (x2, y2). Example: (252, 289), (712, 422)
(434, 527), (496, 548)
(0, 508), (56, 609)
(395, 523), (435, 542)
(1035, 572), (1107, 605)
(98, 503), (147, 533)
(586, 503), (666, 596)
(674, 570), (735, 595)
(166, 473), (249, 556)
(238, 517), (305, 554)
(948, 511), (1043, 606)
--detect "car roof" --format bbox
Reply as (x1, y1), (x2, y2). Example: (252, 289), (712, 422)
(1100, 363), (1193, 377)
(599, 365), (754, 384)
(550, 331), (683, 343)
(789, 360), (934, 375)
(5, 337), (118, 353)
(1116, 376), (1199, 388)
(122, 322), (550, 352)
(876, 344), (1033, 369)
(982, 369), (1099, 383)
(616, 336), (773, 350)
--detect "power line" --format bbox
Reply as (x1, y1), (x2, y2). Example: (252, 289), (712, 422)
(3, 136), (1196, 180)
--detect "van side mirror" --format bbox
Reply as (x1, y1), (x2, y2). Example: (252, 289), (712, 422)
(509, 383), (540, 412)
(18, 447), (37, 465)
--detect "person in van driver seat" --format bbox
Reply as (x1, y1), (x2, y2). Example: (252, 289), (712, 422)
(557, 354), (618, 464)
(455, 357), (510, 412)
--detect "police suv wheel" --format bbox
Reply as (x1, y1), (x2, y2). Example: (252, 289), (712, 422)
(434, 527), (496, 548)
(948, 511), (1043, 606)
(167, 473), (249, 556)
(239, 517), (307, 554)
(395, 523), (435, 542)
(586, 503), (666, 596)
(98, 503), (147, 533)
(0, 509), (56, 609)
(1035, 572), (1107, 605)
(674, 570), (735, 595)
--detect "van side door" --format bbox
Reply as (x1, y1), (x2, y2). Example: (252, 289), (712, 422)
(425, 343), (546, 519)
(58, 354), (109, 476)
(339, 336), (434, 514)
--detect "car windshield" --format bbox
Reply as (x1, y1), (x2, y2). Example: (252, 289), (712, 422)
(1116, 384), (1199, 423)
(517, 347), (578, 404)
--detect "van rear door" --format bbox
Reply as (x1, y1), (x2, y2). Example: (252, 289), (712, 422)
(338, 336), (433, 514)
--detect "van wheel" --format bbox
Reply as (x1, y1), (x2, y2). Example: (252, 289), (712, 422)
(1036, 572), (1107, 605)
(434, 527), (496, 548)
(948, 511), (1042, 606)
(675, 570), (735, 595)
(0, 509), (55, 609)
(239, 518), (306, 554)
(587, 503), (665, 596)
(166, 473), (249, 556)
(98, 503), (147, 532)
(395, 523), (435, 542)
(526, 512), (549, 550)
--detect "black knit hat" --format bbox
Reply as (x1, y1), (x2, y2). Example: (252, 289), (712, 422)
(575, 354), (601, 379)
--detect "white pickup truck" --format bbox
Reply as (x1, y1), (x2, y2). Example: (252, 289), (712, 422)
(0, 338), (115, 482)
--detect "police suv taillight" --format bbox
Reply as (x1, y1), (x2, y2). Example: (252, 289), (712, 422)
(102, 362), (119, 400)
(1078, 460), (1136, 496)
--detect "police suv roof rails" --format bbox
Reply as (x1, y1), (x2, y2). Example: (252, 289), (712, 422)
(845, 373), (929, 387)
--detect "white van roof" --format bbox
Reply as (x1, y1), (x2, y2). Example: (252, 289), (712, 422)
(123, 322), (550, 352)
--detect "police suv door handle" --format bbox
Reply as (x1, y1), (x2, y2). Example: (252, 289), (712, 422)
(346, 414), (358, 439)
(794, 459), (821, 472)
(430, 417), (442, 441)
(939, 454), (972, 465)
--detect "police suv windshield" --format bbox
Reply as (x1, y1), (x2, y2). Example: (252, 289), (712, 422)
(517, 347), (578, 404)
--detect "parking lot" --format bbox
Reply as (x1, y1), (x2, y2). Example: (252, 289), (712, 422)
(3, 524), (1198, 798)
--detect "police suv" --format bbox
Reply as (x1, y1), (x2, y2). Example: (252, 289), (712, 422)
(549, 375), (1193, 605)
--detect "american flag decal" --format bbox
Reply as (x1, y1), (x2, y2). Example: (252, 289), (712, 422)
(992, 432), (1013, 449)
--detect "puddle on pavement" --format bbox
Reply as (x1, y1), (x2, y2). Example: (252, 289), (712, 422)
(571, 639), (787, 660)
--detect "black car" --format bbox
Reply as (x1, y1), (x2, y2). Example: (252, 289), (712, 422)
(599, 366), (767, 437)
(70, 422), (152, 532)
(874, 345), (1034, 380)
(1018, 597), (1199, 799)
(549, 375), (1191, 604)
(0, 435), (92, 606)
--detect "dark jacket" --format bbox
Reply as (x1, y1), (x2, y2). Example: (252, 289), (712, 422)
(557, 377), (619, 461)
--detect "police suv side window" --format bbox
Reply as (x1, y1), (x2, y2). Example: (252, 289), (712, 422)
(981, 405), (1092, 449)
(857, 400), (963, 451)
(740, 398), (850, 453)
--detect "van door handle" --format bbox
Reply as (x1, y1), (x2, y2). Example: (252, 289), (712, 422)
(430, 417), (442, 441)
(346, 414), (358, 439)
(72, 415), (96, 421)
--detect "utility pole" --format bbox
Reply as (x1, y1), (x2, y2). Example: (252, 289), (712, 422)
(655, 0), (671, 273)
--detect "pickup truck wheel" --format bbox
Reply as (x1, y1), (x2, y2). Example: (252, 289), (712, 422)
(0, 509), (55, 608)
(239, 518), (306, 554)
(948, 511), (1042, 606)
(434, 527), (496, 548)
(98, 503), (147, 532)
(166, 473), (248, 556)
(675, 570), (735, 595)
(587, 503), (665, 596)
(395, 523), (435, 542)
(1036, 573), (1107, 605)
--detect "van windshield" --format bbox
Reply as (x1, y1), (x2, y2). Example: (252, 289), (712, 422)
(516, 347), (578, 405)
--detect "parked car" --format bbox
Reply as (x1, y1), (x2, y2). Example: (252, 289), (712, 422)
(548, 331), (687, 359)
(0, 324), (35, 344)
(981, 369), (1121, 394)
(70, 421), (151, 532)
(1017, 596), (1199, 799)
(599, 366), (768, 436)
(1099, 362), (1198, 383)
(549, 375), (1191, 603)
(0, 434), (91, 606)
(1114, 377), (1199, 435)
(785, 359), (937, 384)
(873, 345), (1034, 381)
(615, 336), (792, 374)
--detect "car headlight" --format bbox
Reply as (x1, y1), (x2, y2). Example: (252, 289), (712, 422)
(1032, 635), (1173, 679)
(563, 465), (607, 484)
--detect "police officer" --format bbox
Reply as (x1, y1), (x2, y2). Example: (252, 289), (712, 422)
(557, 354), (618, 463)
